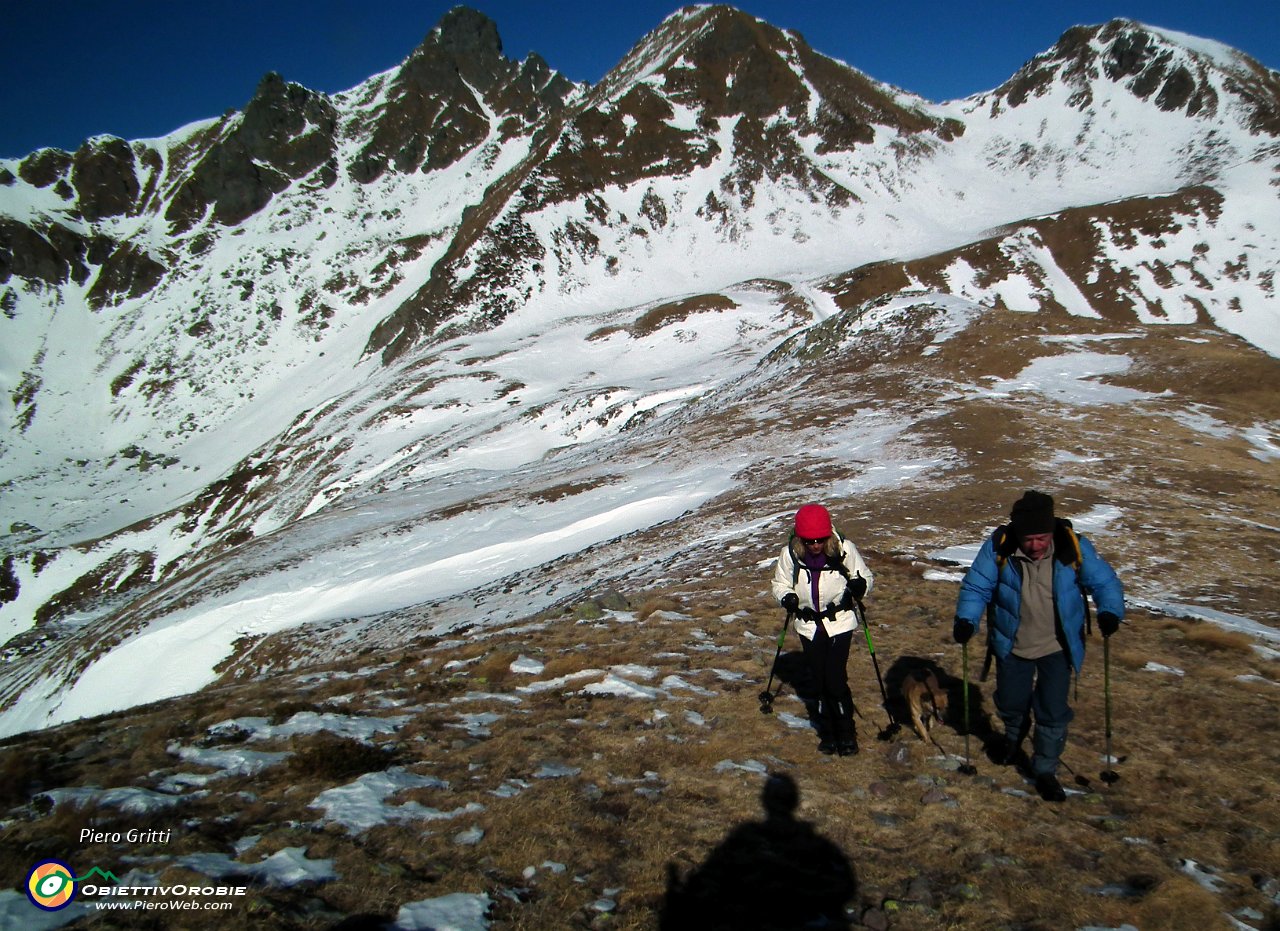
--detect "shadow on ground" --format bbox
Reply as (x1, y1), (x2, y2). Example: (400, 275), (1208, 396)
(660, 772), (858, 930)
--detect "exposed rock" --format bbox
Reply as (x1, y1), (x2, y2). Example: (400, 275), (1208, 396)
(905, 874), (935, 906)
(867, 781), (894, 799)
(32, 550), (157, 626)
(920, 787), (956, 806)
(72, 136), (141, 220)
(0, 556), (18, 605)
(17, 148), (72, 187)
(886, 743), (913, 766)
(0, 220), (115, 286)
(350, 7), (572, 184)
(165, 72), (338, 230)
(0, 219), (70, 285)
(85, 243), (166, 308)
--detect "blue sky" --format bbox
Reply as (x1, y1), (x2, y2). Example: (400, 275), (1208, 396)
(2, 0), (1276, 159)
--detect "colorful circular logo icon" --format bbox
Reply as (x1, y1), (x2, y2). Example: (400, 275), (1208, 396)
(26, 860), (77, 911)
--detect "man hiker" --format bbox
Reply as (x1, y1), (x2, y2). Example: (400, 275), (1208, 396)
(771, 504), (874, 756)
(952, 491), (1125, 801)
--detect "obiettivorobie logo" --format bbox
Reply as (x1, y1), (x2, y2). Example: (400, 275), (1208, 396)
(25, 859), (248, 913)
(25, 861), (120, 911)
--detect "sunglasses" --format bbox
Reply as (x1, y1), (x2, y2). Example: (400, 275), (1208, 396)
(801, 536), (830, 545)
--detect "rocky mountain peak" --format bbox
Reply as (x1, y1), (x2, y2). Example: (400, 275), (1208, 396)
(991, 18), (1280, 133)
(424, 5), (505, 65)
(163, 73), (338, 231)
(654, 5), (810, 117)
(398, 6), (508, 94)
(600, 5), (957, 149)
(348, 6), (575, 183)
(15, 146), (73, 191)
(361, 3), (973, 363)
(238, 71), (338, 156)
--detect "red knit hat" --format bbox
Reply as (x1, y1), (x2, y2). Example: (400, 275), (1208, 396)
(794, 504), (833, 539)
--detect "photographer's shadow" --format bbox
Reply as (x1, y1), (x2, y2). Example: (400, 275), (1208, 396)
(661, 772), (857, 930)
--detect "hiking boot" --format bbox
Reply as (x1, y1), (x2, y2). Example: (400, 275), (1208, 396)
(1035, 773), (1066, 803)
(988, 734), (1026, 768)
(818, 734), (838, 755)
(835, 720), (859, 757)
(835, 697), (858, 756)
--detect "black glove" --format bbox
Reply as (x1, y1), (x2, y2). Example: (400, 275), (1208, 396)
(847, 575), (868, 601)
(781, 593), (799, 613)
(1098, 612), (1120, 638)
(953, 618), (974, 645)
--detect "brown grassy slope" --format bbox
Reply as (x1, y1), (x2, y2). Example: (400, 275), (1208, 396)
(0, 549), (1276, 930)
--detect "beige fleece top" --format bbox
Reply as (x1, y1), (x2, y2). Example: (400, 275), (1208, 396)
(1012, 541), (1061, 659)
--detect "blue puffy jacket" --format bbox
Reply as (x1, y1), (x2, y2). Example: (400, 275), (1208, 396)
(955, 523), (1125, 672)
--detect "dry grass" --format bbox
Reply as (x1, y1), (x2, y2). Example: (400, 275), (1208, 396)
(635, 595), (687, 621)
(6, 546), (1276, 929)
(1177, 622), (1260, 654)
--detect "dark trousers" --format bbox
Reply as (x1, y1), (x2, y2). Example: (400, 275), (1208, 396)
(994, 650), (1074, 776)
(800, 625), (854, 736)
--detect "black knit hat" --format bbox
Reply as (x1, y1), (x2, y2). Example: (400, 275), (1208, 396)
(1010, 490), (1055, 536)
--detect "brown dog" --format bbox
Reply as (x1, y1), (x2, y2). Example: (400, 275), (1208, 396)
(902, 669), (949, 742)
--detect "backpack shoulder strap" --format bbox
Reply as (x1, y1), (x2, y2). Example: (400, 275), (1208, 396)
(1055, 518), (1084, 570)
(992, 524), (1018, 568)
(828, 531), (854, 581)
(786, 531), (802, 587)
(1053, 518), (1092, 634)
(983, 525), (1016, 677)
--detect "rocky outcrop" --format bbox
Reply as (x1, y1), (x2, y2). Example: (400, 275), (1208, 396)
(16, 148), (73, 190)
(349, 8), (574, 184)
(991, 18), (1280, 131)
(825, 186), (1228, 322)
(85, 243), (166, 309)
(165, 72), (338, 230)
(71, 137), (142, 221)
(0, 219), (112, 286)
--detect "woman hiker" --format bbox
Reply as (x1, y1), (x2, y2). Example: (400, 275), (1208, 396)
(771, 504), (874, 756)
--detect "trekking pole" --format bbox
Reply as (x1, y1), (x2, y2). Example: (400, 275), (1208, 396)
(857, 601), (899, 739)
(759, 610), (793, 714)
(957, 640), (977, 775)
(1100, 636), (1120, 785)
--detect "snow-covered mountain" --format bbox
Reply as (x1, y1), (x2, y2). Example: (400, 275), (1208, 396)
(1, 6), (1277, 737)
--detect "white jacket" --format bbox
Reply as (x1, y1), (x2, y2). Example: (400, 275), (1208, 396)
(770, 533), (874, 639)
